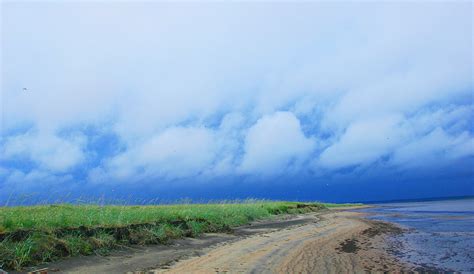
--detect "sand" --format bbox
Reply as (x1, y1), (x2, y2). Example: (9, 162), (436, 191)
(30, 209), (431, 274)
(155, 211), (413, 273)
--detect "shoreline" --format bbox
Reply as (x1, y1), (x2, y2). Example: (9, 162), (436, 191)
(155, 210), (420, 273)
(21, 208), (440, 273)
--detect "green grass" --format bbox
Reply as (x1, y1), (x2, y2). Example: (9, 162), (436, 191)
(0, 201), (354, 270)
(322, 203), (364, 208)
(0, 202), (311, 232)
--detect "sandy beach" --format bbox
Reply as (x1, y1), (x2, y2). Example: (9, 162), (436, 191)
(33, 208), (437, 274)
(155, 210), (412, 273)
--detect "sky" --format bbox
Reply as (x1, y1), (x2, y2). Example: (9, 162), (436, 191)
(0, 1), (473, 204)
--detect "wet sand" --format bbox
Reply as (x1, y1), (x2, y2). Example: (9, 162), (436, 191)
(33, 209), (431, 273)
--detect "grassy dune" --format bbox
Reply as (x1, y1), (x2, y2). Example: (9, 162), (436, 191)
(0, 201), (333, 270)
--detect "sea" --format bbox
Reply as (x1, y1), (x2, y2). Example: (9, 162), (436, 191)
(361, 197), (474, 272)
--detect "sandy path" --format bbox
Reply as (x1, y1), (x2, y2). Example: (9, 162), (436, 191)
(156, 211), (409, 273)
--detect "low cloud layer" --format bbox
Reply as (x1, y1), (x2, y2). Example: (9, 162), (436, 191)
(240, 112), (315, 175)
(1, 2), (473, 197)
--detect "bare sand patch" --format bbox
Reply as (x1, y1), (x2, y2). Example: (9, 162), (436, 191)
(156, 211), (421, 273)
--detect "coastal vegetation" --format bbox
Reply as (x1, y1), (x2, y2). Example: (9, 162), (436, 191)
(0, 201), (351, 270)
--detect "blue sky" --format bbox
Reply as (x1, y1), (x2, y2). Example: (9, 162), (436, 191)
(1, 1), (473, 204)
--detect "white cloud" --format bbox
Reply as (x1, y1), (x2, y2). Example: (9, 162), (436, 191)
(406, 105), (473, 136)
(391, 128), (474, 168)
(1, 2), (472, 186)
(318, 115), (405, 169)
(3, 2), (471, 134)
(93, 126), (218, 182)
(318, 108), (474, 170)
(240, 111), (315, 175)
(2, 131), (85, 172)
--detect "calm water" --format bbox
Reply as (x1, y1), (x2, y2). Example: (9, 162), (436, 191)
(362, 198), (474, 272)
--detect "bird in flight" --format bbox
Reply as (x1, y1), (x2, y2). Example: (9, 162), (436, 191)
(22, 87), (28, 92)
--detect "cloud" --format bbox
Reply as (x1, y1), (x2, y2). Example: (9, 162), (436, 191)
(317, 107), (474, 170)
(1, 2), (472, 192)
(240, 112), (315, 175)
(317, 115), (405, 169)
(1, 130), (85, 172)
(391, 128), (474, 168)
(91, 127), (218, 182)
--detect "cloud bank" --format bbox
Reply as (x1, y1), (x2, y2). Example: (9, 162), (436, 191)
(1, 2), (473, 199)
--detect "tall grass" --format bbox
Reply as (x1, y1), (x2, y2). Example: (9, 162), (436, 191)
(0, 201), (328, 270)
(0, 201), (321, 232)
